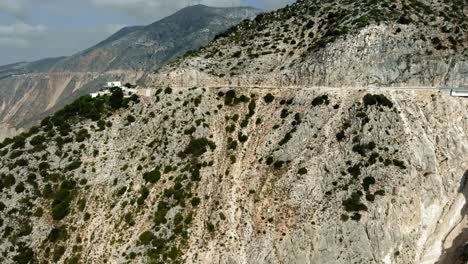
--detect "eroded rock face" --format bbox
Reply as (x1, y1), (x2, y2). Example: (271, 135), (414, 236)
(0, 87), (465, 264)
(151, 25), (468, 88)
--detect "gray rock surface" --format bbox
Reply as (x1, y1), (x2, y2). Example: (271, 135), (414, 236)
(0, 87), (466, 264)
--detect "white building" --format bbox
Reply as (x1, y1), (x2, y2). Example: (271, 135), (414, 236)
(90, 81), (138, 98)
(104, 81), (122, 88)
(90, 90), (111, 98)
(122, 88), (137, 98)
(450, 89), (468, 97)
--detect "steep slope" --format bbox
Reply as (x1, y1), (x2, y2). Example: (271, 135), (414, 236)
(0, 87), (466, 264)
(52, 5), (260, 72)
(152, 0), (468, 88)
(0, 5), (260, 139)
(0, 1), (467, 264)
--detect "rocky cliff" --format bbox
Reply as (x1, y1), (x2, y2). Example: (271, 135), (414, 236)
(151, 0), (468, 88)
(0, 5), (259, 140)
(0, 0), (467, 263)
(0, 87), (466, 264)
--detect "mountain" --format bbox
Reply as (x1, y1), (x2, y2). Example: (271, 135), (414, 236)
(0, 5), (260, 140)
(53, 5), (260, 72)
(0, 0), (468, 264)
(152, 0), (467, 88)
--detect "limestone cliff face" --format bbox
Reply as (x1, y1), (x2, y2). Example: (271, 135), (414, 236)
(151, 0), (468, 88)
(152, 25), (468, 88)
(0, 1), (467, 263)
(0, 87), (466, 264)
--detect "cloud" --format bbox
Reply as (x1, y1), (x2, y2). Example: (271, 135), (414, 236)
(0, 0), (30, 19)
(90, 0), (243, 20)
(0, 23), (47, 47)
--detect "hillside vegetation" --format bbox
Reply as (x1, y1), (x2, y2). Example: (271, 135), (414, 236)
(0, 86), (467, 263)
(0, 1), (468, 264)
(155, 0), (467, 88)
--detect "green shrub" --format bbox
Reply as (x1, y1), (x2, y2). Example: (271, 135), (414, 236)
(17, 223), (32, 237)
(183, 137), (216, 158)
(143, 169), (161, 183)
(366, 194), (375, 202)
(356, 15), (368, 28)
(48, 226), (68, 243)
(11, 136), (26, 149)
(336, 131), (345, 141)
(33, 207), (43, 217)
(362, 176), (376, 191)
(393, 159), (406, 169)
(15, 182), (25, 193)
(298, 168), (308, 175)
(30, 135), (46, 146)
(191, 197), (201, 207)
(238, 133), (248, 143)
(347, 164), (361, 178)
(65, 160), (82, 171)
(174, 213), (184, 226)
(51, 180), (76, 221)
(263, 93), (275, 103)
(368, 152), (379, 165)
(356, 112), (367, 118)
(232, 51), (242, 58)
(207, 222), (215, 233)
(167, 246), (181, 260)
(273, 160), (284, 169)
(227, 138), (238, 150)
(343, 192), (367, 212)
(126, 115), (136, 123)
(137, 187), (149, 205)
(109, 88), (124, 109)
(67, 256), (80, 264)
(340, 214), (349, 221)
(2, 174), (16, 188)
(154, 201), (169, 225)
(53, 246), (65, 262)
(248, 100), (256, 116)
(363, 94), (393, 108)
(351, 213), (361, 221)
(12, 243), (34, 264)
(97, 120), (106, 131)
(312, 95), (330, 106)
(75, 129), (90, 142)
(14, 158), (28, 167)
(139, 231), (155, 245)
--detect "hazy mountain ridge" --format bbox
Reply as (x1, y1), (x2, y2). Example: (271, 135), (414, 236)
(52, 5), (260, 72)
(0, 5), (260, 140)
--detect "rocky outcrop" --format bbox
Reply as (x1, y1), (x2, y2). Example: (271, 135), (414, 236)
(0, 87), (466, 264)
(151, 25), (467, 88)
(151, 0), (468, 88)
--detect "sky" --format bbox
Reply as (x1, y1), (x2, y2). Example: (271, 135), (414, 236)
(0, 0), (295, 66)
